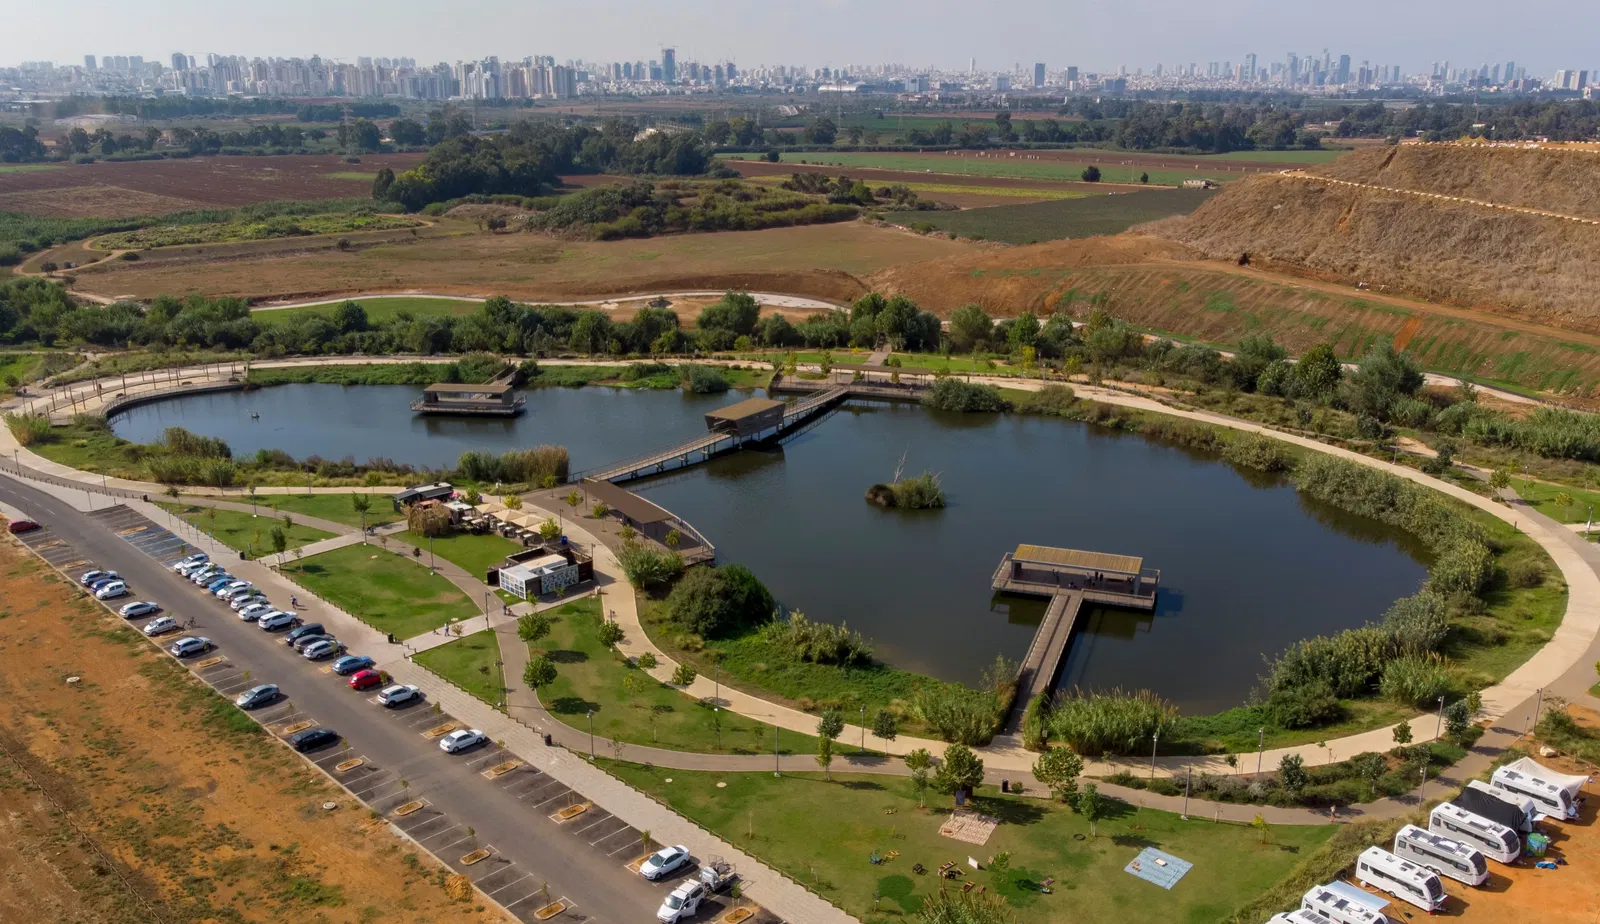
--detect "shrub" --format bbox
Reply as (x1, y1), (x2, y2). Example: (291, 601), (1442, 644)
(912, 684), (1002, 746)
(759, 611), (873, 665)
(1047, 688), (1177, 756)
(1267, 626), (1398, 700)
(922, 378), (1009, 413)
(889, 471), (945, 509)
(664, 564), (774, 638)
(1382, 592), (1450, 654)
(1379, 653), (1452, 708)
(680, 365), (730, 394)
(616, 541), (683, 589)
(3, 411), (52, 446)
(1222, 434), (1294, 472)
(1018, 384), (1078, 416)
(671, 663), (698, 686)
(162, 426), (231, 458)
(1503, 558), (1546, 589)
(1020, 693), (1052, 751)
(1266, 679), (1344, 729)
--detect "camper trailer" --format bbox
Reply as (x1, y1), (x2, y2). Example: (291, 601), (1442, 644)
(1269, 909), (1337, 924)
(1301, 884), (1389, 924)
(1492, 757), (1585, 821)
(1430, 802), (1520, 864)
(1393, 824), (1488, 886)
(1466, 779), (1537, 832)
(1355, 847), (1447, 913)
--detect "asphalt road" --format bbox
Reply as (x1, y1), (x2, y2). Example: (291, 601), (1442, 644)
(0, 476), (718, 924)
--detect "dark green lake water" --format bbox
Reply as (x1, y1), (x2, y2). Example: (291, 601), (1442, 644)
(113, 384), (1430, 713)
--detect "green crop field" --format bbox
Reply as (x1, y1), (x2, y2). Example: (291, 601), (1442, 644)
(887, 187), (1218, 244)
(92, 212), (420, 250)
(0, 164), (63, 174)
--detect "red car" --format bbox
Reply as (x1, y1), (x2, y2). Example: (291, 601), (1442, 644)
(7, 519), (41, 534)
(348, 669), (383, 691)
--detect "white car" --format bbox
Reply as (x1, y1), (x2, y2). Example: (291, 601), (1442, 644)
(142, 615), (179, 636)
(439, 729), (486, 753)
(657, 879), (707, 924)
(230, 592), (268, 610)
(174, 559), (209, 576)
(376, 684), (421, 708)
(119, 601), (160, 619)
(168, 636), (213, 658)
(258, 611), (299, 631)
(94, 580), (129, 600)
(215, 581), (254, 599)
(190, 568), (224, 585)
(170, 553), (208, 572)
(640, 845), (691, 881)
(300, 639), (344, 661)
(238, 603), (275, 622)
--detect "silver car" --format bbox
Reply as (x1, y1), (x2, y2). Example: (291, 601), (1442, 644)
(215, 581), (254, 599)
(300, 639), (343, 661)
(234, 684), (279, 709)
(142, 616), (178, 636)
(168, 636), (213, 658)
(229, 592), (268, 611)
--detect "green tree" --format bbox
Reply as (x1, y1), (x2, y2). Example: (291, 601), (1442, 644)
(1081, 165), (1102, 182)
(948, 304), (992, 353)
(1295, 343), (1343, 397)
(934, 743), (985, 802)
(871, 710), (898, 743)
(818, 709), (845, 742)
(598, 620), (625, 650)
(816, 735), (835, 780)
(517, 611), (553, 646)
(539, 518), (561, 542)
(1490, 469), (1511, 491)
(350, 493), (372, 538)
(905, 747), (933, 808)
(1076, 783), (1104, 836)
(371, 167), (395, 199)
(1032, 747), (1084, 803)
(1139, 172), (1149, 184)
(1278, 753), (1309, 797)
(1391, 722), (1413, 749)
(1007, 312), (1040, 350)
(1349, 752), (1388, 800)
(671, 663), (697, 686)
(1444, 700), (1473, 742)
(523, 654), (557, 690)
(269, 526), (288, 558)
(637, 651), (658, 670)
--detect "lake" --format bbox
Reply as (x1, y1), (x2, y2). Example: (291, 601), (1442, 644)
(113, 383), (1430, 713)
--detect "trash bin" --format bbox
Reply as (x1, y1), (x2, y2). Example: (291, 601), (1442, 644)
(544, 733), (553, 746)
(1001, 780), (1009, 793)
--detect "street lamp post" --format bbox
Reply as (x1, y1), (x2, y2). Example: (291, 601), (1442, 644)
(1256, 727), (1265, 776)
(860, 705), (866, 755)
(588, 710), (595, 758)
(484, 590), (491, 631)
(1434, 695), (1447, 740)
(1182, 766), (1191, 820)
(494, 658), (505, 708)
(1150, 730), (1159, 778)
(774, 723), (780, 777)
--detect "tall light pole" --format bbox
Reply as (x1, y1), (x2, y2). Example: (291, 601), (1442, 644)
(774, 723), (780, 777)
(1434, 695), (1447, 740)
(588, 710), (595, 758)
(1256, 727), (1265, 777)
(1182, 766), (1191, 820)
(494, 658), (505, 709)
(1149, 730), (1160, 778)
(860, 705), (867, 755)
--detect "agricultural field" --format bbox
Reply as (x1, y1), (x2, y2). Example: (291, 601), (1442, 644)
(723, 151), (1284, 187)
(886, 187), (1218, 244)
(92, 211), (421, 250)
(68, 219), (966, 304)
(740, 171), (1089, 208)
(0, 540), (497, 923)
(0, 153), (424, 217)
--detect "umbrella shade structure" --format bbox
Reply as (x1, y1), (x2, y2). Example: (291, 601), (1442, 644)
(474, 501), (504, 514)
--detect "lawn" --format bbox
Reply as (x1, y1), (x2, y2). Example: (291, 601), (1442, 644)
(0, 352), (42, 394)
(253, 295), (484, 326)
(155, 502), (334, 556)
(1514, 479), (1600, 524)
(885, 187), (1218, 244)
(541, 597), (822, 755)
(282, 543), (483, 638)
(0, 164), (62, 173)
(414, 628), (505, 706)
(599, 763), (1336, 924)
(403, 529), (523, 581)
(227, 492), (404, 529)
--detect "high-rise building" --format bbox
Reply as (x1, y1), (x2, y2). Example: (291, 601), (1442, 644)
(1066, 65), (1078, 84)
(1244, 53), (1257, 82)
(1033, 62), (1045, 87)
(1504, 60), (1516, 84)
(661, 47), (676, 83)
(83, 54), (97, 71)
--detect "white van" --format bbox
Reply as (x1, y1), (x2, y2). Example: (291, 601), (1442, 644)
(1355, 847), (1447, 913)
(1393, 823), (1488, 886)
(1301, 885), (1389, 924)
(1493, 757), (1584, 821)
(1429, 803), (1520, 864)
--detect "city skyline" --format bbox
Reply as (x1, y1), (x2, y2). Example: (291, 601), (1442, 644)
(6, 0), (1596, 77)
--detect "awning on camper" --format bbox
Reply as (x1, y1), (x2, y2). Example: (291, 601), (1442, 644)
(1502, 757), (1589, 800)
(1322, 881), (1387, 912)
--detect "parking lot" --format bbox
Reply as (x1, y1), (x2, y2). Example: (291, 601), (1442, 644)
(7, 497), (781, 924)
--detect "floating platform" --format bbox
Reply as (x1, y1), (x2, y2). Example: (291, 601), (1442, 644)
(410, 382), (526, 417)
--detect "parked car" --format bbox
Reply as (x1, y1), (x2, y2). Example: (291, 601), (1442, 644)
(234, 684), (280, 709)
(142, 616), (179, 636)
(376, 684), (420, 707)
(7, 519), (40, 534)
(348, 669), (384, 691)
(301, 639), (344, 661)
(188, 564), (222, 584)
(640, 846), (692, 881)
(169, 552), (208, 571)
(230, 592), (269, 611)
(239, 603), (275, 622)
(203, 576), (236, 594)
(331, 655), (375, 676)
(118, 601), (160, 619)
(284, 623), (325, 645)
(258, 611), (300, 631)
(657, 879), (707, 924)
(287, 727), (339, 752)
(94, 581), (129, 600)
(168, 636), (213, 658)
(79, 569), (118, 587)
(439, 728), (486, 753)
(216, 581), (254, 599)
(290, 633), (336, 652)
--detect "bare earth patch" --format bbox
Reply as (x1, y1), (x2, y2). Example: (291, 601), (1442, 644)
(0, 184), (212, 218)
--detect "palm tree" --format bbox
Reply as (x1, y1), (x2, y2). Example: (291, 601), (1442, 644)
(351, 494), (372, 542)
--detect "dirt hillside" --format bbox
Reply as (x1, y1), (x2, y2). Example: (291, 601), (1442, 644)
(1150, 146), (1600, 331)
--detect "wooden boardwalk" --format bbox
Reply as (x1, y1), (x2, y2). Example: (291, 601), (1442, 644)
(1003, 590), (1085, 733)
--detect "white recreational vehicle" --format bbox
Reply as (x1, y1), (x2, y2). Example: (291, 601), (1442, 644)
(1466, 779), (1537, 832)
(1354, 846), (1447, 913)
(1429, 802), (1521, 864)
(1393, 823), (1489, 886)
(1301, 883), (1389, 924)
(1269, 909), (1337, 924)
(1492, 757), (1586, 821)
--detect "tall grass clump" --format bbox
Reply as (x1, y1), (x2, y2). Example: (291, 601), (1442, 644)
(161, 426), (231, 458)
(617, 541), (684, 590)
(1047, 688), (1178, 756)
(758, 611), (873, 666)
(922, 377), (1009, 413)
(3, 411), (51, 446)
(1378, 653), (1453, 708)
(455, 445), (568, 484)
(680, 365), (729, 394)
(910, 655), (1018, 746)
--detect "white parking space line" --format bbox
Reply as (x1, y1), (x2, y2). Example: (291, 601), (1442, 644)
(438, 833), (476, 852)
(415, 823), (463, 845)
(572, 813), (615, 835)
(486, 872), (535, 897)
(606, 839), (643, 857)
(587, 821), (631, 846)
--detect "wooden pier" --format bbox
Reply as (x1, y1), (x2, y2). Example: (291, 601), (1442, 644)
(992, 544), (1159, 733)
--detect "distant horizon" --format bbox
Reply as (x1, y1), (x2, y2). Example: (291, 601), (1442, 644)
(7, 0), (1596, 78)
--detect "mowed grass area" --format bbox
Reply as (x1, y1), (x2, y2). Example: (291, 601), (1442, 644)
(0, 163), (63, 173)
(72, 220), (967, 303)
(414, 628), (504, 705)
(282, 543), (482, 637)
(403, 529), (524, 581)
(0, 351), (42, 394)
(599, 764), (1335, 924)
(541, 597), (821, 755)
(156, 502), (334, 556)
(1514, 480), (1600, 524)
(209, 491), (403, 528)
(253, 295), (484, 325)
(887, 187), (1218, 244)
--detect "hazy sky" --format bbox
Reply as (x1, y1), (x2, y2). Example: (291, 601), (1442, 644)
(8, 0), (1594, 75)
